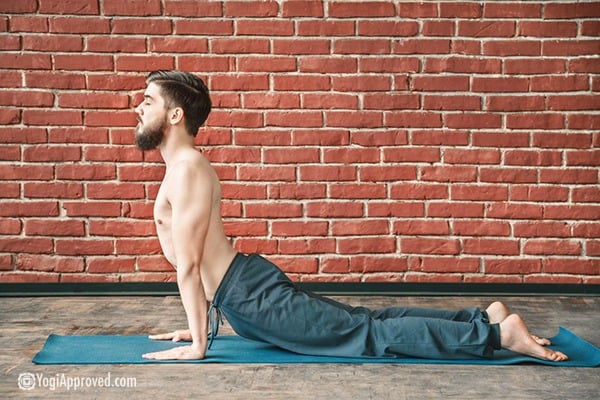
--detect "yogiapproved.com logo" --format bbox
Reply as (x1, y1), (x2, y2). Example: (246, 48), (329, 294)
(17, 372), (136, 391)
(17, 372), (36, 390)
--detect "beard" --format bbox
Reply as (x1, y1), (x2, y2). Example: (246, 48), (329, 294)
(134, 117), (167, 150)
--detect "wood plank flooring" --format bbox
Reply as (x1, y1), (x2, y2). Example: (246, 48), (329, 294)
(1, 295), (598, 399)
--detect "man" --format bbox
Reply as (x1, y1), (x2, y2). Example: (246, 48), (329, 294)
(136, 70), (567, 362)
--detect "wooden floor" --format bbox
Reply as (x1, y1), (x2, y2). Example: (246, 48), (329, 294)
(0, 295), (598, 399)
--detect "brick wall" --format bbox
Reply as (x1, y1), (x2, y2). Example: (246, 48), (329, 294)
(0, 1), (598, 285)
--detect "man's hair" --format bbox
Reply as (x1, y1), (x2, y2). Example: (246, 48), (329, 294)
(146, 70), (212, 137)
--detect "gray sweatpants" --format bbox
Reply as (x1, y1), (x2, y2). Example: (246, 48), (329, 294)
(210, 253), (501, 359)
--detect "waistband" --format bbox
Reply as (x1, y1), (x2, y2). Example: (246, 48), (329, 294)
(207, 252), (247, 349)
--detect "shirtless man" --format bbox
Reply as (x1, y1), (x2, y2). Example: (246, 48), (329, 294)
(135, 70), (567, 362)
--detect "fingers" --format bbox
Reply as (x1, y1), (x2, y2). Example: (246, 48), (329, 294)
(148, 332), (176, 341)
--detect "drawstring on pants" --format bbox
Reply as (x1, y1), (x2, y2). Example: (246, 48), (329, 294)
(207, 303), (223, 350)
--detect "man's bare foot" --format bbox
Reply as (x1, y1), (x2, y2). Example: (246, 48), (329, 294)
(486, 302), (552, 346)
(500, 314), (568, 362)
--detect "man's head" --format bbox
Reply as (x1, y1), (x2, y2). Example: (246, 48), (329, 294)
(134, 70), (212, 150)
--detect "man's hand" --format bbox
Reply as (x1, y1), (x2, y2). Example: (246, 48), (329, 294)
(148, 329), (192, 342)
(142, 344), (205, 360)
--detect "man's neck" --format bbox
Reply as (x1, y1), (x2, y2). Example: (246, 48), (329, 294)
(158, 128), (196, 170)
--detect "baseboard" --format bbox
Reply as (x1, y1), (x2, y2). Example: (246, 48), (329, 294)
(0, 282), (598, 297)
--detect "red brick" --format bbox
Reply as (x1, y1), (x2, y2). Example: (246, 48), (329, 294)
(398, 2), (437, 17)
(0, 53), (51, 70)
(299, 166), (356, 181)
(486, 203), (543, 219)
(297, 20), (355, 36)
(394, 39), (451, 54)
(164, 1), (222, 17)
(89, 220), (156, 237)
(24, 182), (83, 199)
(401, 238), (460, 255)
(427, 202), (484, 218)
(386, 112), (442, 128)
(306, 202), (364, 218)
(268, 183), (326, 200)
(87, 257), (136, 273)
(0, 237), (54, 253)
(17, 254), (84, 273)
(524, 240), (581, 256)
(483, 40), (541, 56)
(504, 150), (562, 166)
(480, 167), (537, 183)
(114, 18), (172, 34)
(39, 0), (98, 14)
(23, 35), (83, 52)
(393, 220), (449, 235)
(271, 221), (327, 237)
(504, 58), (565, 74)
(237, 166), (295, 181)
(532, 132), (592, 149)
(358, 20), (418, 36)
(87, 183), (145, 200)
(486, 96), (544, 111)
(102, 0), (161, 16)
(263, 148), (319, 164)
(544, 259), (599, 275)
(539, 168), (597, 184)
(1, 0), (37, 13)
(544, 2), (600, 19)
(444, 149), (500, 164)
(361, 166), (417, 182)
(506, 114), (565, 130)
(421, 166), (477, 182)
(485, 259), (542, 275)
(519, 21), (578, 37)
(440, 2), (481, 17)
(571, 187), (600, 203)
(484, 3), (540, 18)
(329, 183), (386, 199)
(282, 1), (323, 17)
(224, 1), (278, 17)
(0, 165), (53, 181)
(329, 2), (395, 17)
(390, 183), (446, 200)
(26, 72), (86, 89)
(510, 185), (569, 202)
(567, 150), (600, 166)
(87, 36), (146, 52)
(451, 185), (507, 201)
(452, 220), (510, 237)
(543, 40), (599, 56)
(49, 16), (109, 33)
(63, 201), (121, 217)
(0, 90), (54, 107)
(116, 238), (161, 255)
(338, 237), (396, 254)
(115, 55), (175, 72)
(266, 111), (323, 127)
(24, 219), (84, 236)
(463, 238), (519, 255)
(54, 54), (113, 71)
(422, 20), (454, 37)
(458, 21), (516, 37)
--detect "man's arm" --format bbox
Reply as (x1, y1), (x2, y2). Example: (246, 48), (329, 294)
(144, 162), (211, 360)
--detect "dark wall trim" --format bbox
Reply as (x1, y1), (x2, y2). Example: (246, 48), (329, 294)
(1, 282), (598, 297)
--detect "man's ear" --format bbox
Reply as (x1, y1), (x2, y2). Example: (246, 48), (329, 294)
(169, 107), (184, 125)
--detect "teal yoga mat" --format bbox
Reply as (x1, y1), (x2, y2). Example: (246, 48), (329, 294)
(33, 327), (599, 367)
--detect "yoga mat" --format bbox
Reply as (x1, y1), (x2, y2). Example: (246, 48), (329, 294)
(33, 327), (599, 367)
